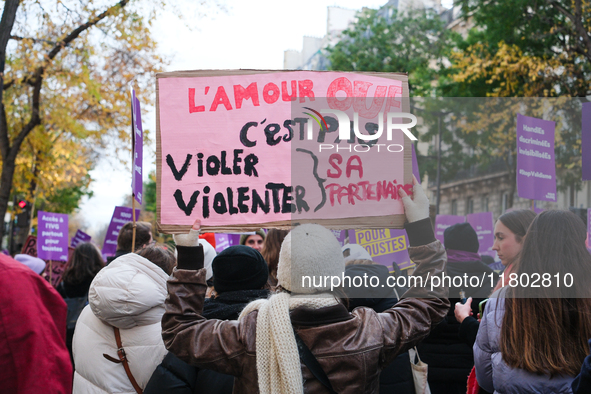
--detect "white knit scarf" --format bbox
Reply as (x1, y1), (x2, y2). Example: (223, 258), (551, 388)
(238, 292), (338, 394)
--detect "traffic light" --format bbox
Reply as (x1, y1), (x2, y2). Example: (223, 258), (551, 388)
(18, 200), (27, 209)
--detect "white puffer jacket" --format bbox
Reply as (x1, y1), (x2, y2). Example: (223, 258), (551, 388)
(72, 253), (170, 394)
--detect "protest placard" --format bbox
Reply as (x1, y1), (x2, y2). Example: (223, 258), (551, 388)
(45, 246), (75, 288)
(71, 229), (91, 248)
(21, 235), (37, 256)
(434, 215), (465, 245)
(331, 229), (348, 247)
(583, 102), (591, 181)
(37, 211), (69, 262)
(102, 206), (141, 257)
(132, 89), (143, 204)
(516, 114), (556, 201)
(467, 212), (495, 258)
(348, 228), (413, 271)
(156, 70), (412, 233)
(214, 233), (242, 253)
(411, 144), (420, 182)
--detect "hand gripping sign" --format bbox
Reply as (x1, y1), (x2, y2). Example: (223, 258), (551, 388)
(156, 70), (414, 233)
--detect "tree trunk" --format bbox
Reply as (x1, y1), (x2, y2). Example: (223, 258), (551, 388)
(0, 0), (130, 245)
(0, 0), (22, 245)
(0, 153), (16, 243)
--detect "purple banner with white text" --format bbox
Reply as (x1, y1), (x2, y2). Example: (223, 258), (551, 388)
(132, 89), (143, 204)
(434, 215), (465, 245)
(102, 206), (141, 257)
(70, 229), (91, 248)
(516, 114), (556, 201)
(37, 211), (69, 262)
(467, 212), (495, 258)
(214, 233), (242, 253)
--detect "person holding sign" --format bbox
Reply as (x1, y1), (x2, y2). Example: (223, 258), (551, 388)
(162, 176), (449, 393)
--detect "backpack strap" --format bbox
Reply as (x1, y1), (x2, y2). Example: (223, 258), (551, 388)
(293, 328), (337, 394)
(103, 326), (143, 394)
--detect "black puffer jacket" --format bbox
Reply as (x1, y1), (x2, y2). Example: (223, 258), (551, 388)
(416, 254), (497, 394)
(144, 289), (269, 394)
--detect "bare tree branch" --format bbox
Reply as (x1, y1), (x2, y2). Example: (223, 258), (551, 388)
(547, 0), (591, 62)
(9, 35), (57, 45)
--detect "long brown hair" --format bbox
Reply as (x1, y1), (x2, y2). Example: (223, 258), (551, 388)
(261, 229), (289, 281)
(492, 209), (537, 292)
(498, 209), (536, 244)
(500, 210), (591, 376)
(62, 242), (105, 285)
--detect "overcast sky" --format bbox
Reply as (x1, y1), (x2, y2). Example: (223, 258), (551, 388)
(79, 0), (456, 235)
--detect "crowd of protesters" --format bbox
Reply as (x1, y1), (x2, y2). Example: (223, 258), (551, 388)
(2, 178), (591, 393)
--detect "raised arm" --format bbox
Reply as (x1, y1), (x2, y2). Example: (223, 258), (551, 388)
(377, 177), (450, 365)
(161, 220), (248, 376)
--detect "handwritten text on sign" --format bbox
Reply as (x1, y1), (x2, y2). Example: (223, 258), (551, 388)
(158, 71), (411, 227)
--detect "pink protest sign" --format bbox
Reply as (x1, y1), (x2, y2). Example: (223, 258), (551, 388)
(156, 70), (411, 233)
(434, 215), (465, 245)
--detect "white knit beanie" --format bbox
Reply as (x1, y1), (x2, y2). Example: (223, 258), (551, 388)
(277, 224), (345, 294)
(199, 238), (216, 281)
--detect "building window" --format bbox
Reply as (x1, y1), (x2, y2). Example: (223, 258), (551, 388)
(482, 196), (489, 212)
(451, 199), (458, 215)
(467, 197), (474, 214)
(501, 192), (509, 213)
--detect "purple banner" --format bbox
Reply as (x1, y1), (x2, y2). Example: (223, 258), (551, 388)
(331, 229), (348, 246)
(411, 144), (420, 183)
(348, 229), (414, 271)
(37, 211), (69, 262)
(70, 229), (91, 248)
(516, 114), (556, 201)
(102, 206), (141, 257)
(214, 233), (241, 253)
(434, 215), (465, 245)
(467, 212), (494, 256)
(583, 102), (591, 181)
(132, 89), (143, 204)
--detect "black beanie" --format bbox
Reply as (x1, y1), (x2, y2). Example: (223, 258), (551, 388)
(213, 245), (269, 293)
(443, 222), (480, 253)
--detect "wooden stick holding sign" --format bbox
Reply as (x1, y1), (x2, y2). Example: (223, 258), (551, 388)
(156, 70), (413, 233)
